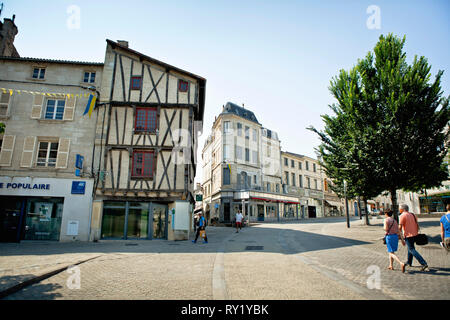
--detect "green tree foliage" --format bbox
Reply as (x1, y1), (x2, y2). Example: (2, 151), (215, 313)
(0, 122), (4, 134)
(309, 34), (450, 222)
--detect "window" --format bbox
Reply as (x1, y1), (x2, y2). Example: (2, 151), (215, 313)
(292, 173), (296, 186)
(306, 177), (311, 189)
(306, 161), (309, 171)
(83, 72), (96, 83)
(0, 92), (11, 116)
(44, 99), (65, 120)
(267, 145), (271, 157)
(223, 167), (230, 185)
(252, 129), (257, 141)
(135, 107), (157, 132)
(36, 141), (58, 167)
(132, 151), (154, 178)
(131, 76), (142, 90)
(285, 171), (289, 185)
(252, 151), (258, 164)
(313, 163), (317, 172)
(314, 179), (318, 189)
(178, 79), (189, 92)
(32, 68), (45, 79)
(284, 158), (288, 166)
(299, 162), (302, 170)
(291, 160), (295, 168)
(236, 146), (243, 160)
(223, 145), (231, 160)
(276, 184), (280, 193)
(267, 183), (271, 192)
(253, 175), (257, 184)
(245, 126), (250, 139)
(223, 121), (231, 134)
(245, 148), (250, 162)
(237, 123), (242, 136)
(299, 175), (303, 188)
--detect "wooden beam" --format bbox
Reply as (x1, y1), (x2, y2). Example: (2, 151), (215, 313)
(119, 54), (126, 102)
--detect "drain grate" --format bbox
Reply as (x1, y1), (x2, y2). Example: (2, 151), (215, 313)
(125, 243), (138, 246)
(245, 246), (264, 251)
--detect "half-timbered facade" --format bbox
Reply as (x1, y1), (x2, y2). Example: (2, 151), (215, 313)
(90, 40), (206, 241)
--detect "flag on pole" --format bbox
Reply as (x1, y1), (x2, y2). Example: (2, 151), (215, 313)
(83, 94), (97, 118)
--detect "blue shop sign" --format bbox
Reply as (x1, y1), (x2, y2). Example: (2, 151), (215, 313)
(75, 155), (84, 170)
(71, 181), (86, 194)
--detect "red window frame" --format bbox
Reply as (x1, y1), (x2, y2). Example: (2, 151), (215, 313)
(134, 107), (157, 132)
(178, 79), (189, 92)
(131, 151), (155, 178)
(131, 76), (142, 90)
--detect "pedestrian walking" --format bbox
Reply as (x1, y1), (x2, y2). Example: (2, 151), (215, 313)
(235, 211), (243, 233)
(398, 204), (429, 271)
(192, 212), (208, 244)
(440, 204), (450, 252)
(383, 210), (406, 272)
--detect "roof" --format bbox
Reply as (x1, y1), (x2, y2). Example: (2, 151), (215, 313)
(106, 39), (206, 121)
(220, 102), (260, 124)
(281, 151), (306, 159)
(0, 56), (104, 66)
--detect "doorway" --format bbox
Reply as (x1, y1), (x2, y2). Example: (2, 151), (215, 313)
(0, 197), (25, 242)
(257, 205), (265, 221)
(308, 206), (317, 218)
(151, 203), (167, 239)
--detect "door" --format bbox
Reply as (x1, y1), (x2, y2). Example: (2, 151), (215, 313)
(308, 206), (316, 218)
(151, 203), (167, 239)
(223, 202), (230, 222)
(257, 205), (265, 221)
(0, 197), (25, 243)
(127, 202), (149, 239)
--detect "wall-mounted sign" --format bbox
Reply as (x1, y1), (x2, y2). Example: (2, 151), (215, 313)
(71, 181), (86, 194)
(67, 220), (79, 236)
(75, 155), (84, 170)
(0, 183), (50, 190)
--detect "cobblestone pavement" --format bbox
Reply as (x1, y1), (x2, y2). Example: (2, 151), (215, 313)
(1, 216), (448, 300)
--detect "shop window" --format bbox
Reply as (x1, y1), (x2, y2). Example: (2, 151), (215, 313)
(132, 151), (154, 178)
(36, 141), (58, 167)
(44, 99), (65, 120)
(25, 198), (64, 241)
(135, 107), (157, 132)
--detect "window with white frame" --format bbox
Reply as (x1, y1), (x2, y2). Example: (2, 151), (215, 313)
(237, 123), (242, 136)
(44, 99), (65, 120)
(223, 121), (232, 134)
(252, 150), (258, 164)
(36, 141), (58, 167)
(235, 146), (243, 160)
(245, 126), (250, 139)
(252, 128), (257, 141)
(32, 68), (46, 80)
(223, 144), (231, 160)
(83, 71), (96, 83)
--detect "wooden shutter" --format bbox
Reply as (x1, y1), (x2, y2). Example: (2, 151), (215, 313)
(31, 94), (44, 119)
(56, 138), (70, 168)
(20, 136), (36, 168)
(63, 96), (77, 121)
(0, 91), (12, 116)
(0, 135), (16, 166)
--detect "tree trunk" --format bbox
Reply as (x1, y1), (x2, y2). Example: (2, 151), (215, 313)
(363, 199), (370, 225)
(357, 196), (362, 220)
(390, 189), (399, 222)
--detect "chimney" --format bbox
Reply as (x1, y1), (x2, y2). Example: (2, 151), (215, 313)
(117, 40), (129, 48)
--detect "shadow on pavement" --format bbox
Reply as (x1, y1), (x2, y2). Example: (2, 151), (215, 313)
(2, 281), (63, 300)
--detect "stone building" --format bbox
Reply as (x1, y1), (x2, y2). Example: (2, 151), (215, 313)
(202, 102), (299, 224)
(0, 56), (103, 242)
(0, 15), (19, 58)
(89, 40), (206, 241)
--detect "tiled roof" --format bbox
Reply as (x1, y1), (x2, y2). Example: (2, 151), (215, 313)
(0, 56), (104, 66)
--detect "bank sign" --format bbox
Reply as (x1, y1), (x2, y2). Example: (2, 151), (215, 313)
(0, 182), (50, 190)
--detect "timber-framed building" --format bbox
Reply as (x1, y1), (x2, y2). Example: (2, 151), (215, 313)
(90, 40), (206, 241)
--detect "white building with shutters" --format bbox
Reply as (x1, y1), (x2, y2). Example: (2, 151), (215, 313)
(0, 56), (103, 242)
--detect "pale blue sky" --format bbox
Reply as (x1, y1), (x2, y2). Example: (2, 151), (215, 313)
(2, 0), (449, 183)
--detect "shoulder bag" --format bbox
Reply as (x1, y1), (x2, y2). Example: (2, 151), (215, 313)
(409, 212), (428, 245)
(383, 219), (395, 245)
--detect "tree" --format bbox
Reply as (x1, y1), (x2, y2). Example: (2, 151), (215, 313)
(0, 122), (4, 134)
(310, 34), (450, 222)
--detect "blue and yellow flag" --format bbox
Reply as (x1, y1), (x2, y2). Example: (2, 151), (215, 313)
(83, 94), (97, 118)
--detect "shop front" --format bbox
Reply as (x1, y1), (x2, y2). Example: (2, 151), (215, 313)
(0, 177), (93, 242)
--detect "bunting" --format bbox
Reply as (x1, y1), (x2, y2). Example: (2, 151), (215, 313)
(1, 87), (94, 99)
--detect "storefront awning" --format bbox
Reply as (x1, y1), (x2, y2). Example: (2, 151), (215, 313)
(367, 200), (376, 205)
(325, 200), (343, 207)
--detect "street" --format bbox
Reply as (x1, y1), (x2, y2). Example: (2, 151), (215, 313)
(1, 216), (449, 300)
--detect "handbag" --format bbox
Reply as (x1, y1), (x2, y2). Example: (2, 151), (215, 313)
(383, 219), (395, 245)
(409, 212), (428, 246)
(199, 230), (206, 239)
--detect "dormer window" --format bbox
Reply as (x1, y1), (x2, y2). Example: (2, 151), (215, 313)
(178, 79), (189, 92)
(32, 68), (46, 80)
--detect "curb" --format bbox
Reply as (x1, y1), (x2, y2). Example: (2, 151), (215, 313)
(0, 255), (101, 299)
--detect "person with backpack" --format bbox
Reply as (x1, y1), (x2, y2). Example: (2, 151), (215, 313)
(440, 204), (450, 252)
(192, 212), (208, 244)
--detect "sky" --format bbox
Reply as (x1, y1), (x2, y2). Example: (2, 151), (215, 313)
(2, 0), (449, 185)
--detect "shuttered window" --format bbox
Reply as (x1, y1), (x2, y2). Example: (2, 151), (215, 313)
(0, 135), (15, 166)
(0, 91), (12, 116)
(21, 136), (37, 168)
(135, 107), (157, 132)
(36, 141), (58, 167)
(132, 151), (154, 178)
(44, 99), (65, 120)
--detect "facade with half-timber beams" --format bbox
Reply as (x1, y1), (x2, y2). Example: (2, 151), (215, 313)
(90, 40), (206, 241)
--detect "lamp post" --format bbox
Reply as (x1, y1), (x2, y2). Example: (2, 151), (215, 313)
(344, 179), (350, 228)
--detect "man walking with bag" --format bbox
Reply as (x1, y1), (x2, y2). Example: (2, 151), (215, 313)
(192, 212), (208, 244)
(398, 204), (429, 271)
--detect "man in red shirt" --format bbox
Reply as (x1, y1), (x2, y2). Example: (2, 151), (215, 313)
(398, 204), (429, 271)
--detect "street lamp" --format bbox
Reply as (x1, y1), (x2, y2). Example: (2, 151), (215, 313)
(344, 179), (350, 228)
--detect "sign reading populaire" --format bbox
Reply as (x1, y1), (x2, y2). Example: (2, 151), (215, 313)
(0, 182), (50, 190)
